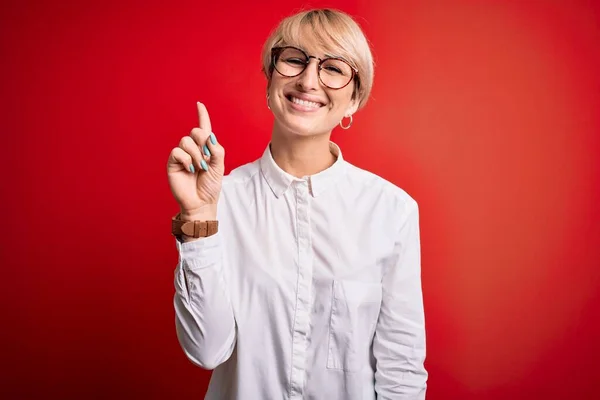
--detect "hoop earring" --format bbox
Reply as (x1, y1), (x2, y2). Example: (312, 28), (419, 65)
(339, 115), (353, 130)
(266, 93), (271, 110)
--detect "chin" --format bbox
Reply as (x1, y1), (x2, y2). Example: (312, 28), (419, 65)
(277, 116), (330, 137)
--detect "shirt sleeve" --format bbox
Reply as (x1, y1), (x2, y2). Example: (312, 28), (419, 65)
(373, 199), (428, 399)
(173, 232), (236, 370)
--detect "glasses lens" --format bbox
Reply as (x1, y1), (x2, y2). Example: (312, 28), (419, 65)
(275, 47), (308, 77)
(273, 47), (355, 89)
(319, 59), (354, 89)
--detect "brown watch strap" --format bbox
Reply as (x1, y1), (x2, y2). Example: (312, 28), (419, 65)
(172, 213), (219, 238)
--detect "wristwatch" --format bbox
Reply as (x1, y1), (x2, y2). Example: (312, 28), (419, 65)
(172, 213), (219, 238)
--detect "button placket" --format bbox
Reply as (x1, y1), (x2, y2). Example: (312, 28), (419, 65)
(289, 180), (313, 399)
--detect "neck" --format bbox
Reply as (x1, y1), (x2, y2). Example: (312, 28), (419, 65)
(270, 129), (337, 178)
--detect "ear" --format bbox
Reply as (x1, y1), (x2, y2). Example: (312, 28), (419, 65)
(344, 99), (359, 117)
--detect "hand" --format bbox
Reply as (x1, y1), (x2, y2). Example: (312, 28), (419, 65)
(167, 102), (225, 220)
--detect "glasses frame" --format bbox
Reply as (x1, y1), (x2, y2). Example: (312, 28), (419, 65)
(271, 46), (358, 90)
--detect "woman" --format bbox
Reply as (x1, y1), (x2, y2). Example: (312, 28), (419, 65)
(167, 8), (427, 400)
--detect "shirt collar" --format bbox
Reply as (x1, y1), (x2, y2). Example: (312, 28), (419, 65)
(259, 141), (346, 198)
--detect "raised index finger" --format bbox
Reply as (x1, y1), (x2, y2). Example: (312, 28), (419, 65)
(197, 102), (212, 133)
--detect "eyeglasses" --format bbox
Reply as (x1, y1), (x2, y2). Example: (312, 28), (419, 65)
(271, 46), (358, 90)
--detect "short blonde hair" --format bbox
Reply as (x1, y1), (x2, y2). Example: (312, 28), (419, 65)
(261, 8), (375, 110)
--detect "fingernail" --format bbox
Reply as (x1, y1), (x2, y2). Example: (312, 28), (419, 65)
(203, 144), (211, 157)
(201, 159), (208, 171)
(209, 133), (217, 145)
(189, 164), (195, 173)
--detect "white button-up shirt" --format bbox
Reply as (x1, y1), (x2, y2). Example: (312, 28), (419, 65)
(173, 142), (427, 400)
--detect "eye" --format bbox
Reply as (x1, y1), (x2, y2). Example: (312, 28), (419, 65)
(324, 65), (343, 74)
(321, 59), (352, 76)
(284, 57), (306, 65)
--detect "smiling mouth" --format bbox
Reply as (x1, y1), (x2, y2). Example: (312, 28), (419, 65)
(286, 95), (324, 109)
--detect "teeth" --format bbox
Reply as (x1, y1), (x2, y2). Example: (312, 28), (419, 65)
(291, 96), (321, 108)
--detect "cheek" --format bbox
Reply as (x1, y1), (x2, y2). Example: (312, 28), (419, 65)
(267, 76), (283, 94)
(328, 91), (354, 113)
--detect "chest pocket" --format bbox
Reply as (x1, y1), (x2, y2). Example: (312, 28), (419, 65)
(327, 279), (383, 372)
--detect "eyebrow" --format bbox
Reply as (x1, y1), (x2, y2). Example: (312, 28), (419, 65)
(290, 44), (338, 59)
(323, 52), (343, 59)
(307, 48), (347, 61)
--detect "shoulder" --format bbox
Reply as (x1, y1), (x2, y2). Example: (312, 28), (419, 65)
(222, 159), (261, 187)
(343, 161), (419, 215)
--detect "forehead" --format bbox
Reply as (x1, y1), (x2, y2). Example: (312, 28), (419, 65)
(281, 25), (345, 59)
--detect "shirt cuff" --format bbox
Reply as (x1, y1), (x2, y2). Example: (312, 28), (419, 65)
(175, 232), (222, 270)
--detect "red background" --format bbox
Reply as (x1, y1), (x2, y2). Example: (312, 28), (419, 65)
(1, 0), (599, 398)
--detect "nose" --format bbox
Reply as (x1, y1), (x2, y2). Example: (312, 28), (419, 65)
(296, 58), (320, 91)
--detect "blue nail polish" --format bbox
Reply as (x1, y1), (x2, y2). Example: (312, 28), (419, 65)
(203, 144), (211, 157)
(189, 164), (195, 173)
(201, 159), (208, 171)
(209, 133), (217, 145)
